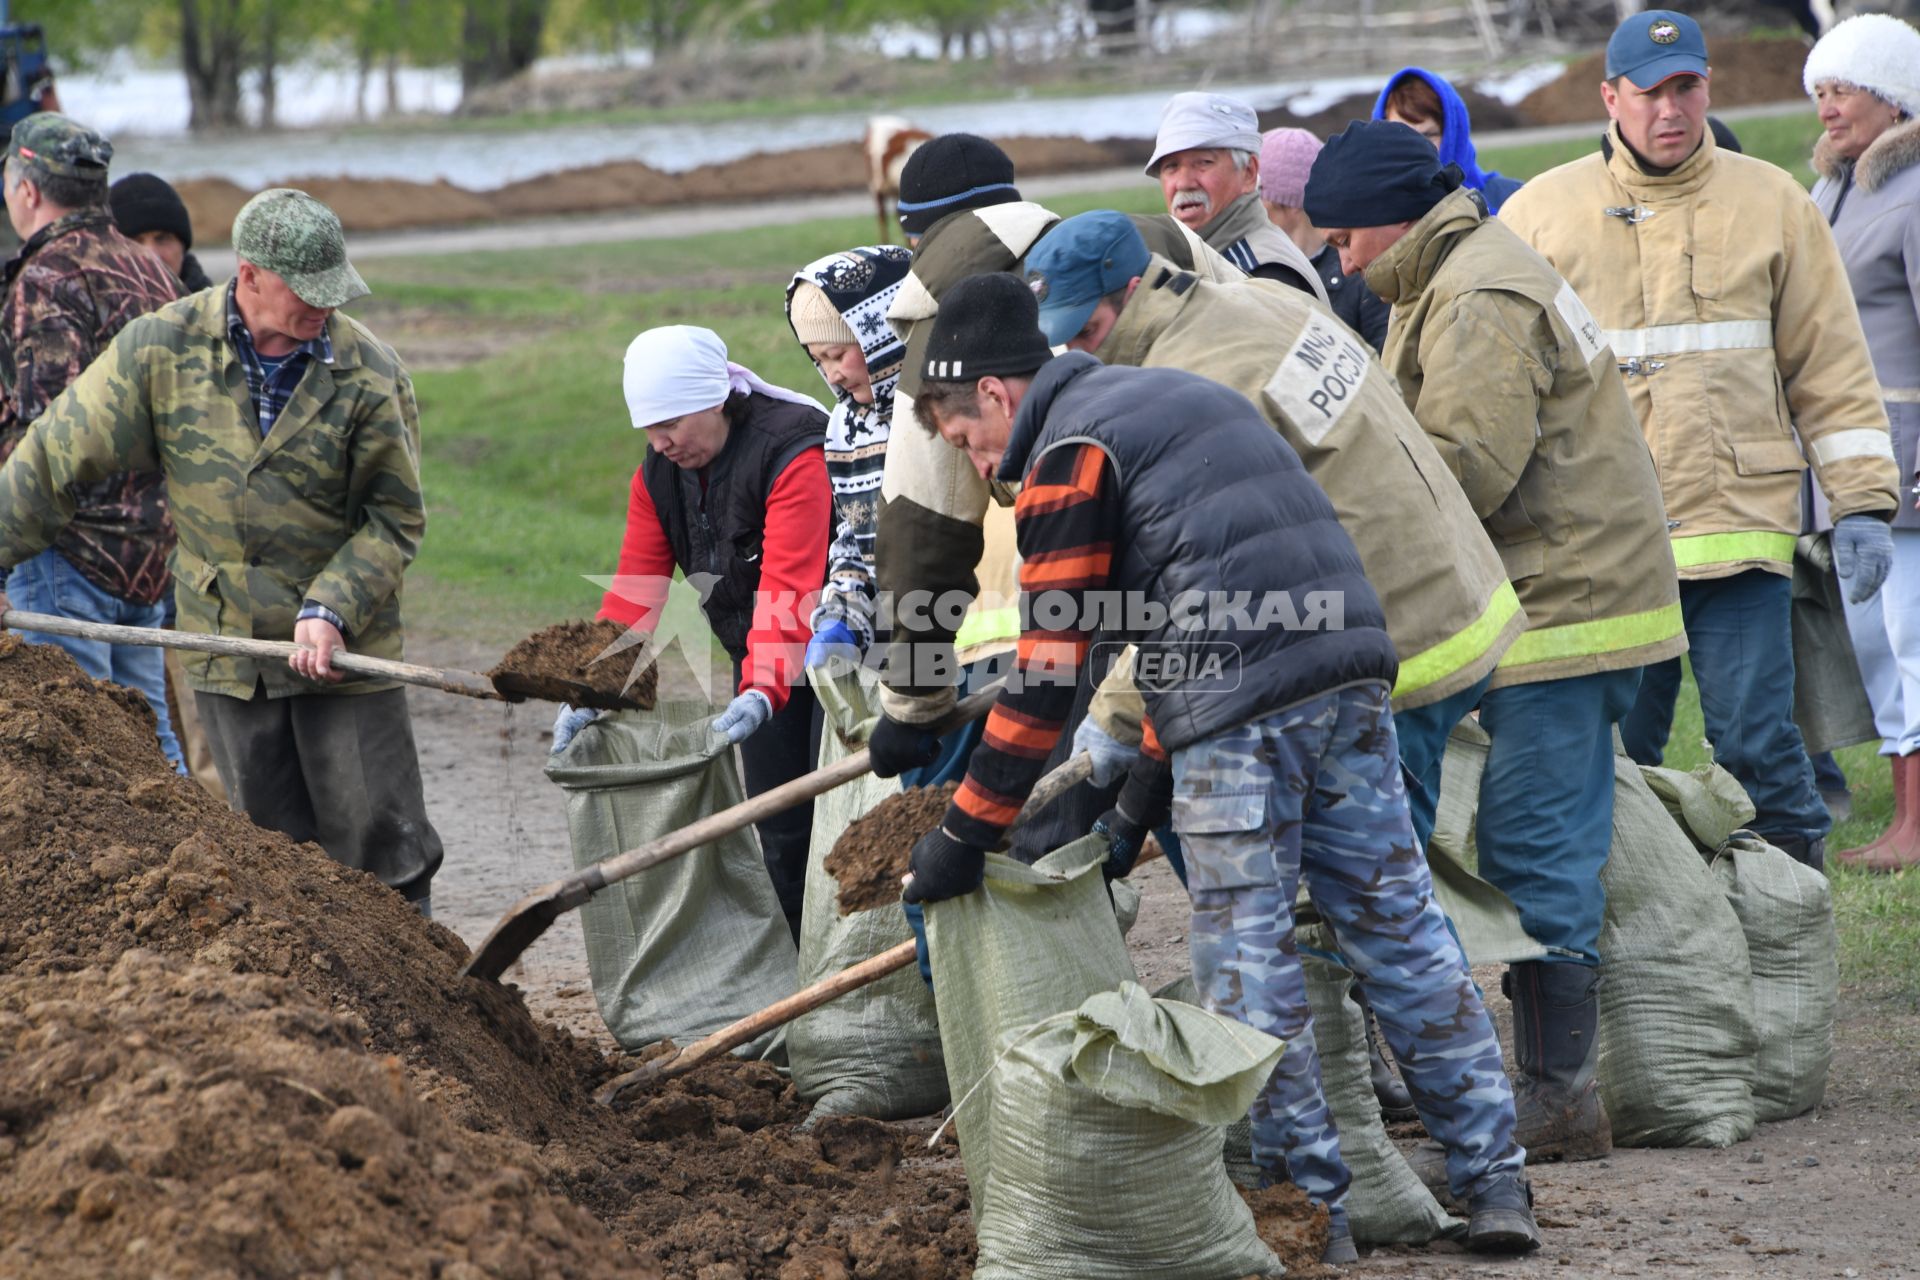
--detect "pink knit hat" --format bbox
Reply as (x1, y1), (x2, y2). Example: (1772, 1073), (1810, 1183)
(1259, 127), (1323, 209)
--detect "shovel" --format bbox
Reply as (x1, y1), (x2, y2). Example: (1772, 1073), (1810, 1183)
(595, 750), (1099, 1104)
(458, 678), (1010, 982)
(1, 608), (509, 701)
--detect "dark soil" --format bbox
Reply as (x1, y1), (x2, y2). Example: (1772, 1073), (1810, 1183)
(1519, 34), (1811, 127)
(1257, 88), (1526, 143)
(0, 634), (975, 1278)
(824, 783), (959, 915)
(1240, 1183), (1333, 1275)
(487, 618), (658, 712)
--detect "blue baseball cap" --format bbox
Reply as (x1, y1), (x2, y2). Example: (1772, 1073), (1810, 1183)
(1024, 211), (1152, 346)
(1606, 10), (1710, 90)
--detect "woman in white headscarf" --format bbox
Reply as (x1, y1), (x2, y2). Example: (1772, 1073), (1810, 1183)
(1805, 15), (1920, 870)
(556, 324), (831, 937)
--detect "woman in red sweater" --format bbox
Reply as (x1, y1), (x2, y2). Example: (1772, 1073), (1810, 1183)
(564, 324), (831, 939)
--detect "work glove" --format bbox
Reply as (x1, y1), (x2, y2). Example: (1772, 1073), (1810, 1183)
(551, 704), (599, 755)
(901, 826), (986, 905)
(805, 619), (860, 671)
(1092, 806), (1150, 881)
(711, 689), (774, 744)
(1092, 757), (1174, 881)
(1833, 514), (1894, 605)
(1073, 714), (1141, 788)
(867, 713), (943, 778)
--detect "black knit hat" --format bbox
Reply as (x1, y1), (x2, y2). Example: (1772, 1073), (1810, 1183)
(109, 172), (194, 251)
(921, 272), (1053, 384)
(897, 133), (1019, 236)
(1303, 120), (1462, 229)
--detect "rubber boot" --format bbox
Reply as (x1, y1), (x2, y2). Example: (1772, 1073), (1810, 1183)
(1505, 961), (1611, 1164)
(1466, 1172), (1542, 1254)
(1354, 987), (1418, 1123)
(1840, 754), (1920, 872)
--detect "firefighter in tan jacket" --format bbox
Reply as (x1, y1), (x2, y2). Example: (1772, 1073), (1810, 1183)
(1022, 210), (1524, 855)
(1306, 119), (1687, 1169)
(1500, 9), (1898, 871)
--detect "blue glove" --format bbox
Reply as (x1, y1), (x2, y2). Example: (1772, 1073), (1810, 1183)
(1833, 514), (1894, 605)
(806, 619), (860, 671)
(901, 827), (986, 905)
(551, 704), (599, 755)
(1073, 714), (1141, 787)
(712, 689), (774, 744)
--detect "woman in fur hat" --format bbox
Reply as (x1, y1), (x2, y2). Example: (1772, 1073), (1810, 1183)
(1805, 13), (1920, 870)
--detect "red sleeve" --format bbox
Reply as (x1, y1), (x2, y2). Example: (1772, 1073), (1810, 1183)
(740, 447), (830, 711)
(597, 466), (675, 631)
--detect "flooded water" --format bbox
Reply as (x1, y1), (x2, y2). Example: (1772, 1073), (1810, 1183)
(65, 52), (1560, 192)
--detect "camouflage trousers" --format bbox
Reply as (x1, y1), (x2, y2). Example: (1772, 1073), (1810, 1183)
(1176, 681), (1525, 1221)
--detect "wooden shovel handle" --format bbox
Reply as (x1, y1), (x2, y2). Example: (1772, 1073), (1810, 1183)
(0, 608), (502, 700)
(596, 751), (1099, 1103)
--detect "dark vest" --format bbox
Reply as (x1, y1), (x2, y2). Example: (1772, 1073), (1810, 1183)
(642, 391), (827, 660)
(1005, 354), (1397, 752)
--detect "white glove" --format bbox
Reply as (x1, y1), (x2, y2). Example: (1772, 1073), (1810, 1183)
(712, 689), (774, 744)
(1073, 714), (1141, 788)
(551, 704), (600, 755)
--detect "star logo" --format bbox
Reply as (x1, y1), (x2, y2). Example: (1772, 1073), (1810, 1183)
(1649, 19), (1680, 44)
(581, 570), (730, 702)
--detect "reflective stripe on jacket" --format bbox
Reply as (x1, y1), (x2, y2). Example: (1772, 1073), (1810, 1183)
(1501, 125), (1897, 579)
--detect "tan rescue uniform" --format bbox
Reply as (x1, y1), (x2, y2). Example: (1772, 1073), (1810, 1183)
(1371, 189), (1686, 688)
(1500, 125), (1897, 579)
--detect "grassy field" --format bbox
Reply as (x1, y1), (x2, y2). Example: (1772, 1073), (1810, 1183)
(364, 103), (1920, 997)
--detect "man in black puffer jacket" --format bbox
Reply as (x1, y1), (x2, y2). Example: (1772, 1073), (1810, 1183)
(902, 272), (1541, 1265)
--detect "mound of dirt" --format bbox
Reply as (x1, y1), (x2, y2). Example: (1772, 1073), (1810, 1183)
(1258, 88), (1526, 143)
(1240, 1183), (1332, 1274)
(488, 618), (658, 712)
(825, 783), (959, 914)
(174, 133), (1142, 243)
(1519, 34), (1811, 127)
(0, 634), (974, 1277)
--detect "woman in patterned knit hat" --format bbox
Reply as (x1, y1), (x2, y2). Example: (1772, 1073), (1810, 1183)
(784, 244), (914, 669)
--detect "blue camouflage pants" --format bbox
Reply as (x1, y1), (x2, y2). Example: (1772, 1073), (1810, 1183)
(1177, 681), (1525, 1223)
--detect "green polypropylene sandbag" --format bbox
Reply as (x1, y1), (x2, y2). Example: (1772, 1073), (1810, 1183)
(1712, 834), (1837, 1122)
(787, 664), (948, 1124)
(545, 701), (796, 1059)
(1595, 753), (1758, 1147)
(971, 983), (1285, 1279)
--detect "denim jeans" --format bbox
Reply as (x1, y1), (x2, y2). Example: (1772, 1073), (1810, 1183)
(8, 548), (183, 771)
(1478, 668), (1643, 966)
(1392, 673), (1494, 852)
(1619, 570), (1828, 845)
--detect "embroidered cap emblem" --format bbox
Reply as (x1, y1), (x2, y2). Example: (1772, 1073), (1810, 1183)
(1649, 19), (1680, 44)
(1027, 273), (1049, 303)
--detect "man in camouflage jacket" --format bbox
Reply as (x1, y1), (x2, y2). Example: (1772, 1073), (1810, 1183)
(0, 188), (445, 910)
(0, 114), (184, 765)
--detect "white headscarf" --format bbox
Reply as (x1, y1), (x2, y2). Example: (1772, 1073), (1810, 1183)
(622, 325), (821, 429)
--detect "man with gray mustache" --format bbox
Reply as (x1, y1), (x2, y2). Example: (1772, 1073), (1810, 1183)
(1148, 91), (1323, 302)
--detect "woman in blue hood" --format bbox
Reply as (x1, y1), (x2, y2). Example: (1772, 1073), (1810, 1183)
(1372, 67), (1523, 212)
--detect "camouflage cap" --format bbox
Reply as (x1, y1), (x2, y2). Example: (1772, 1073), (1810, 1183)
(7, 112), (112, 181)
(232, 188), (369, 309)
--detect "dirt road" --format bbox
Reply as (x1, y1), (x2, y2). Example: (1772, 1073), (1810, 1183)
(408, 637), (1918, 1278)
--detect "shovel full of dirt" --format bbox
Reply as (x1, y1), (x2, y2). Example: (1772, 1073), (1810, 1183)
(594, 749), (1099, 1104)
(458, 677), (1011, 983)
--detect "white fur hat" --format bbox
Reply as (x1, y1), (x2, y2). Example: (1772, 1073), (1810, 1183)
(1803, 13), (1920, 121)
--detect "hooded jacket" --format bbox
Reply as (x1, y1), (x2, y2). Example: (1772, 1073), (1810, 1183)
(1372, 188), (1687, 688)
(1095, 252), (1522, 709)
(875, 203), (1249, 722)
(1501, 124), (1898, 579)
(785, 244), (914, 644)
(1373, 68), (1523, 213)
(1812, 119), (1920, 530)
